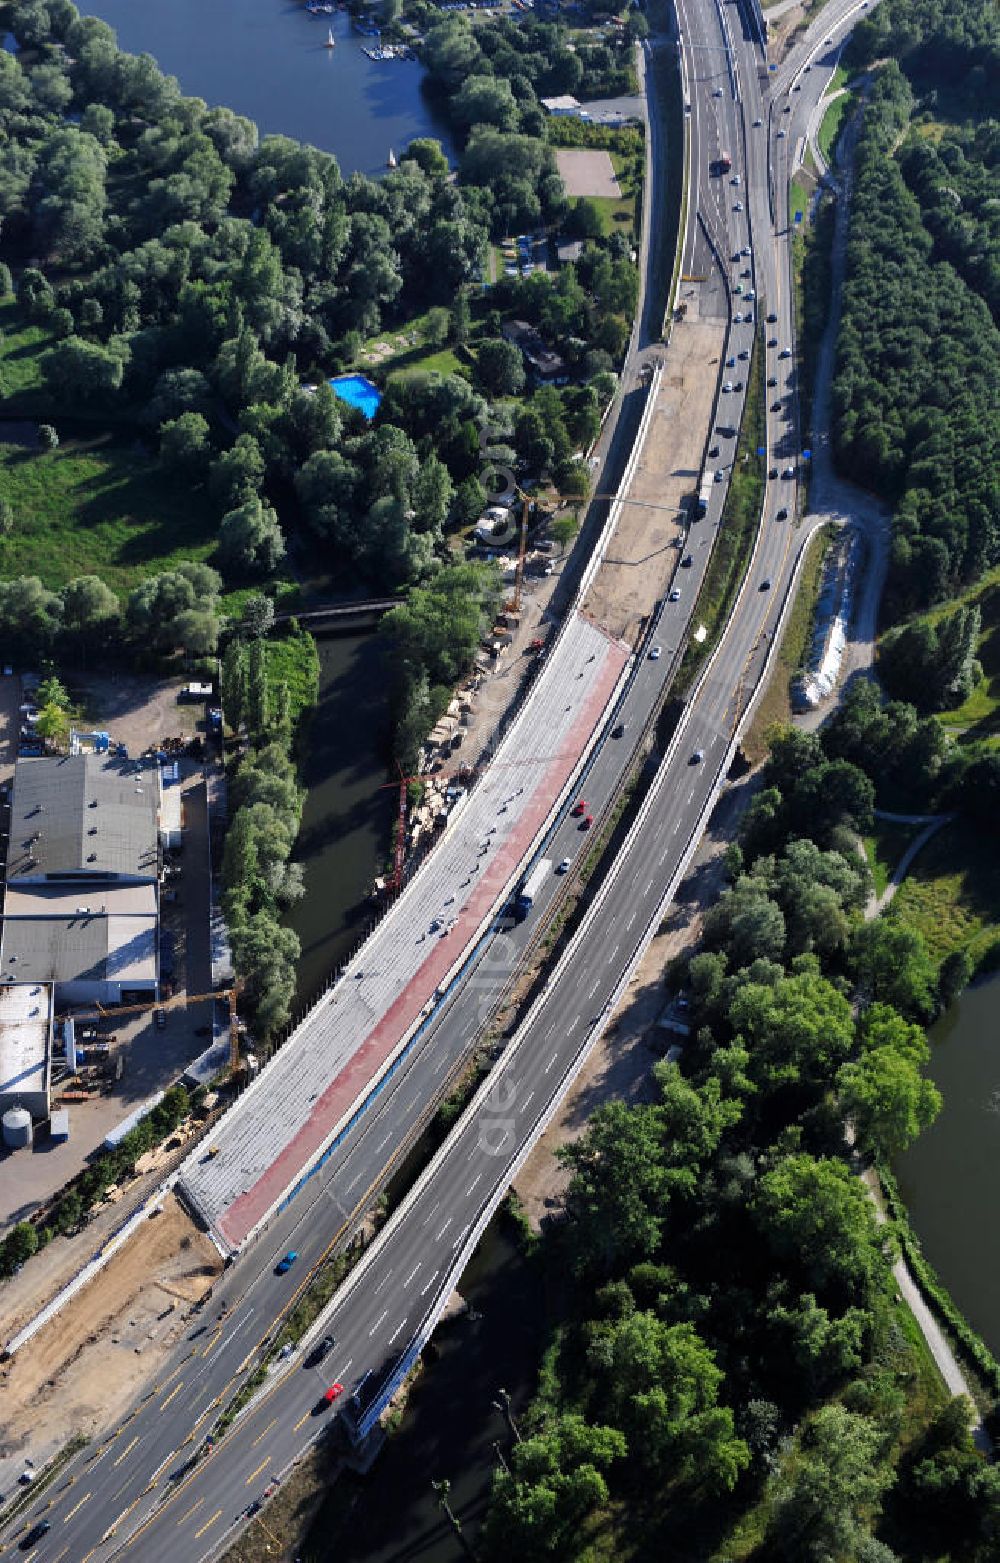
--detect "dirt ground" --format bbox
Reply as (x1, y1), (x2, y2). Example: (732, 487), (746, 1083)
(582, 307), (728, 641)
(0, 1193), (220, 1492)
(74, 671), (202, 752)
(554, 148), (622, 199)
(514, 768), (761, 1228)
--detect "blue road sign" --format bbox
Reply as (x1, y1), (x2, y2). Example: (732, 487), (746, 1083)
(794, 211), (803, 224)
(757, 446), (766, 456)
(803, 449), (812, 460)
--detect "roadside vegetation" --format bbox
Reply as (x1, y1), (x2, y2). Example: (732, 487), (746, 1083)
(745, 523), (834, 755)
(479, 716), (1000, 1560)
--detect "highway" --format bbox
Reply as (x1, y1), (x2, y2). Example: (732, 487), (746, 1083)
(0, 3), (876, 1559)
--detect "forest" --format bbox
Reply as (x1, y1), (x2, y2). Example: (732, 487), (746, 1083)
(481, 708), (1000, 1561)
(0, 1), (635, 643)
(833, 0), (1000, 621)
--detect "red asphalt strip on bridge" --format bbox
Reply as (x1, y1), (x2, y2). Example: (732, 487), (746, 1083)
(218, 629), (629, 1249)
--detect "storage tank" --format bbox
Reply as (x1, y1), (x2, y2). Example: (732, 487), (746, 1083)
(2, 1106), (34, 1149)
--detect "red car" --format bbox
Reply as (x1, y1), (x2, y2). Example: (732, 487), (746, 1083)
(527, 637), (544, 652)
(571, 799), (587, 817)
(580, 815), (593, 830)
(324, 1382), (345, 1405)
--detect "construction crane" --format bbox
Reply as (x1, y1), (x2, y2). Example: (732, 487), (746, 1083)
(64, 985), (244, 1077)
(381, 750), (569, 897)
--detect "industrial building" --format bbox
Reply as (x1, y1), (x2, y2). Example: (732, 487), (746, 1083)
(0, 980), (54, 1121)
(1, 756), (161, 1007)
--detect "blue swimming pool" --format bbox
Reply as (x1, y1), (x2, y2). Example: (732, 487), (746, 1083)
(329, 373), (382, 420)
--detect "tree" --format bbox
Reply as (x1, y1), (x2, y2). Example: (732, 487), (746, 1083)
(209, 434), (265, 512)
(43, 336), (126, 401)
(849, 919), (939, 1021)
(754, 1154), (888, 1302)
(0, 575), (63, 655)
(218, 497), (286, 577)
(559, 1102), (668, 1277)
(240, 594), (275, 640)
(477, 338), (526, 397)
(482, 1414), (625, 1563)
(837, 1002), (941, 1159)
(126, 563), (222, 653)
(405, 138), (450, 179)
(160, 412), (212, 478)
(35, 702), (69, 745)
(730, 969), (855, 1092)
(60, 575), (120, 650)
(769, 1405), (891, 1561)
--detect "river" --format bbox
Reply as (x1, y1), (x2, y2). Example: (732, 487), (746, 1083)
(897, 973), (1000, 1359)
(81, 0), (455, 175)
(286, 631), (395, 1007)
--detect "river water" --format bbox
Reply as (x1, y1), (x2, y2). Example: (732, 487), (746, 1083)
(897, 973), (1000, 1358)
(81, 0), (455, 175)
(285, 631), (394, 1007)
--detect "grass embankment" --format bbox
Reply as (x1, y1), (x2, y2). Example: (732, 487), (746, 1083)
(262, 627), (321, 725)
(678, 330), (766, 687)
(818, 90), (854, 165)
(910, 568), (1000, 743)
(0, 431), (218, 591)
(888, 819), (1000, 972)
(745, 523), (834, 758)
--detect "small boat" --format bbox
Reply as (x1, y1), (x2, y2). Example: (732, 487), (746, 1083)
(387, 147), (397, 168)
(324, 27), (336, 47)
(306, 2), (334, 12)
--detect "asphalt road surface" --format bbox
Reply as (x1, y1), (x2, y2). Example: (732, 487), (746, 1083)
(0, 3), (878, 1559)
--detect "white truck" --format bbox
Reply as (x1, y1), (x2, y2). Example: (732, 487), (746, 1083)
(516, 857), (552, 918)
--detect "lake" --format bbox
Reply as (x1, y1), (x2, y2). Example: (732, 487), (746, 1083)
(897, 973), (1000, 1358)
(81, 0), (455, 175)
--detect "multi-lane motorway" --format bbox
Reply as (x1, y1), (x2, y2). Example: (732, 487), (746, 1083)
(1, 4), (876, 1558)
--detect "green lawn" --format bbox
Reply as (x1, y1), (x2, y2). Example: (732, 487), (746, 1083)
(354, 310), (469, 381)
(889, 819), (1000, 970)
(863, 818), (918, 899)
(0, 298), (56, 405)
(0, 432), (218, 592)
(789, 173), (810, 229)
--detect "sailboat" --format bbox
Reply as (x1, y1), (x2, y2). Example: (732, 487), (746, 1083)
(324, 26), (336, 47)
(387, 147), (397, 168)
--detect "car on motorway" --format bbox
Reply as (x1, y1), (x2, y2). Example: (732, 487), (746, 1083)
(738, 349), (750, 361)
(806, 62), (813, 70)
(741, 245), (751, 257)
(731, 173), (741, 185)
(682, 554), (693, 567)
(613, 722), (627, 738)
(649, 644), (662, 660)
(793, 82), (801, 91)
(733, 201), (743, 211)
(776, 507), (788, 520)
(669, 588), (681, 602)
(691, 749), (704, 764)
(580, 814), (593, 830)
(324, 1382), (345, 1405)
(276, 1250), (299, 1274)
(21, 1521), (51, 1548)
(767, 311), (777, 322)
(777, 128), (787, 139)
(753, 116), (762, 127)
(783, 104), (791, 114)
(722, 380), (733, 392)
(769, 466), (778, 479)
(725, 357), (736, 368)
(779, 346), (792, 358)
(715, 469), (726, 482)
(768, 337), (778, 348)
(782, 465), (796, 478)
(744, 313), (753, 325)
(733, 311), (743, 323)
(713, 87), (723, 97)
(572, 798), (587, 816)
(761, 577), (772, 590)
(709, 444), (720, 457)
(557, 857), (572, 873)
(734, 379), (744, 391)
(308, 1334), (336, 1367)
(771, 400), (782, 412)
(745, 288), (755, 301)
(768, 375), (778, 386)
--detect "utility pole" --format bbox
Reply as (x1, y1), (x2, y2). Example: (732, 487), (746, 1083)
(492, 1439), (511, 1477)
(432, 1478), (477, 1560)
(492, 1386), (521, 1443)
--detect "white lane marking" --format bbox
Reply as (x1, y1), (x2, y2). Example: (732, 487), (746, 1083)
(522, 1091), (535, 1111)
(387, 1320), (405, 1345)
(544, 1053), (558, 1074)
(420, 1274), (438, 1297)
(403, 1263), (422, 1288)
(467, 1173), (483, 1195)
(368, 1309), (389, 1337)
(374, 1271), (392, 1295)
(435, 1217), (453, 1241)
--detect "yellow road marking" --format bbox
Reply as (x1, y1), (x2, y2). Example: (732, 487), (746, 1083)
(160, 1381), (185, 1412)
(193, 1508), (223, 1539)
(252, 1417), (277, 1448)
(63, 1492), (91, 1524)
(113, 1436), (140, 1467)
(200, 1328), (223, 1357)
(245, 1457), (270, 1486)
(293, 1409), (312, 1432)
(178, 1498), (204, 1527)
(51, 1546), (70, 1562)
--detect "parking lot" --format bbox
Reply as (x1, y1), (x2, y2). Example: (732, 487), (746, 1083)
(500, 230), (548, 277)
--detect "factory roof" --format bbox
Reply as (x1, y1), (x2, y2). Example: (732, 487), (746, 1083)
(0, 981), (53, 1111)
(6, 756), (159, 882)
